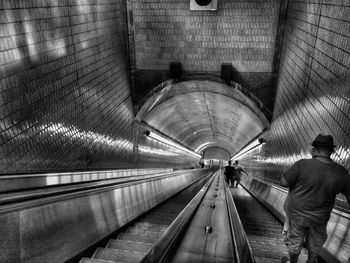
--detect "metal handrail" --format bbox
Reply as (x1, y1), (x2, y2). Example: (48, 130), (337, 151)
(224, 174), (255, 263)
(242, 173), (350, 219)
(0, 170), (211, 215)
(141, 171), (217, 263)
(0, 170), (192, 205)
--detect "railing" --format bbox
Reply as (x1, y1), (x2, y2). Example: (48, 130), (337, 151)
(141, 171), (217, 263)
(0, 169), (211, 263)
(223, 173), (255, 263)
(0, 168), (174, 193)
(0, 169), (206, 210)
(241, 173), (350, 263)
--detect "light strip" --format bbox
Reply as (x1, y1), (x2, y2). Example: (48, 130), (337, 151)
(231, 139), (264, 161)
(194, 141), (215, 153)
(147, 131), (201, 158)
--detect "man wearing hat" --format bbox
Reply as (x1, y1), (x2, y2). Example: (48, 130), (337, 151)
(280, 134), (350, 263)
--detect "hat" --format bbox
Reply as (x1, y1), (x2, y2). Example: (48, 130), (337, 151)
(311, 134), (336, 148)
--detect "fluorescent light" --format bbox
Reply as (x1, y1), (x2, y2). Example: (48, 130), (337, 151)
(194, 141), (215, 153)
(231, 139), (264, 160)
(146, 131), (201, 158)
(139, 146), (177, 156)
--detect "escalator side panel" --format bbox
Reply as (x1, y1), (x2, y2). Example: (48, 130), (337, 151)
(1, 170), (209, 263)
(230, 185), (308, 263)
(241, 175), (350, 263)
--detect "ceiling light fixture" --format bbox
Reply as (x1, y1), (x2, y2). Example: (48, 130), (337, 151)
(145, 131), (201, 158)
(194, 141), (215, 153)
(231, 138), (265, 161)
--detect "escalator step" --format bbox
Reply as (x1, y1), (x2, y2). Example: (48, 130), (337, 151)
(134, 222), (168, 231)
(154, 209), (181, 214)
(248, 236), (285, 246)
(147, 213), (177, 220)
(152, 209), (181, 216)
(107, 240), (152, 253)
(93, 247), (145, 263)
(140, 216), (173, 225)
(253, 250), (288, 260)
(79, 257), (123, 263)
(126, 227), (165, 237)
(117, 233), (158, 244)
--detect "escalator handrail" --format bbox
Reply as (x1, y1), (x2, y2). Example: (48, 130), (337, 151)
(242, 173), (350, 219)
(0, 169), (197, 205)
(141, 171), (218, 263)
(224, 174), (255, 263)
(0, 170), (210, 215)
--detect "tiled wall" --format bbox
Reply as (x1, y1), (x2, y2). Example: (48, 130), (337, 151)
(0, 0), (134, 173)
(0, 0), (198, 174)
(240, 1), (350, 208)
(131, 0), (280, 110)
(271, 0), (350, 175)
(132, 0), (279, 72)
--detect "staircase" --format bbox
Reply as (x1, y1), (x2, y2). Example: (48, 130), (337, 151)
(80, 179), (208, 263)
(230, 185), (308, 263)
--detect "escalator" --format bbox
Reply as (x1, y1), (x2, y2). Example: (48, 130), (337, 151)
(79, 170), (241, 263)
(230, 185), (308, 263)
(79, 172), (213, 263)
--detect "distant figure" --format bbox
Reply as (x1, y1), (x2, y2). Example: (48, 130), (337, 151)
(233, 160), (248, 187)
(224, 160), (235, 188)
(280, 134), (350, 263)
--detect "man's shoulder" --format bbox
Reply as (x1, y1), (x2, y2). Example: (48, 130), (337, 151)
(293, 158), (314, 167)
(332, 162), (349, 176)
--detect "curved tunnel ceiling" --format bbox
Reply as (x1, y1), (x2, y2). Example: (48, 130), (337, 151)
(136, 80), (270, 157)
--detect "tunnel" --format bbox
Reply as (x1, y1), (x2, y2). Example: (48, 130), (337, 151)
(0, 0), (349, 263)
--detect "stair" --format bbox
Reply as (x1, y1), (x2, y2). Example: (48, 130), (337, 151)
(93, 247), (145, 263)
(80, 258), (123, 263)
(79, 175), (209, 263)
(79, 221), (165, 263)
(230, 185), (308, 263)
(79, 196), (190, 263)
(106, 240), (152, 253)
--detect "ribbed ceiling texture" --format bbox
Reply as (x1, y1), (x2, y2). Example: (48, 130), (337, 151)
(137, 80), (270, 158)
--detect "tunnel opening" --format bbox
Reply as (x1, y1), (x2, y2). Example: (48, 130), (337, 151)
(135, 79), (270, 160)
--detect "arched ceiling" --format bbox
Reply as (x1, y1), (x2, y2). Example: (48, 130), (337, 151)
(136, 80), (270, 157)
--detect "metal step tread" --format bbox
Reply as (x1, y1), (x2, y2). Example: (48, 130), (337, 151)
(140, 217), (174, 224)
(79, 257), (123, 263)
(248, 235), (285, 246)
(93, 247), (145, 263)
(117, 233), (158, 244)
(150, 210), (179, 215)
(230, 186), (308, 262)
(230, 187), (290, 261)
(107, 239), (152, 253)
(126, 227), (165, 237)
(134, 222), (168, 231)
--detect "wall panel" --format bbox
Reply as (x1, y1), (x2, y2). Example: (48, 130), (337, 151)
(238, 0), (350, 209)
(0, 0), (199, 174)
(131, 0), (280, 110)
(0, 0), (134, 173)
